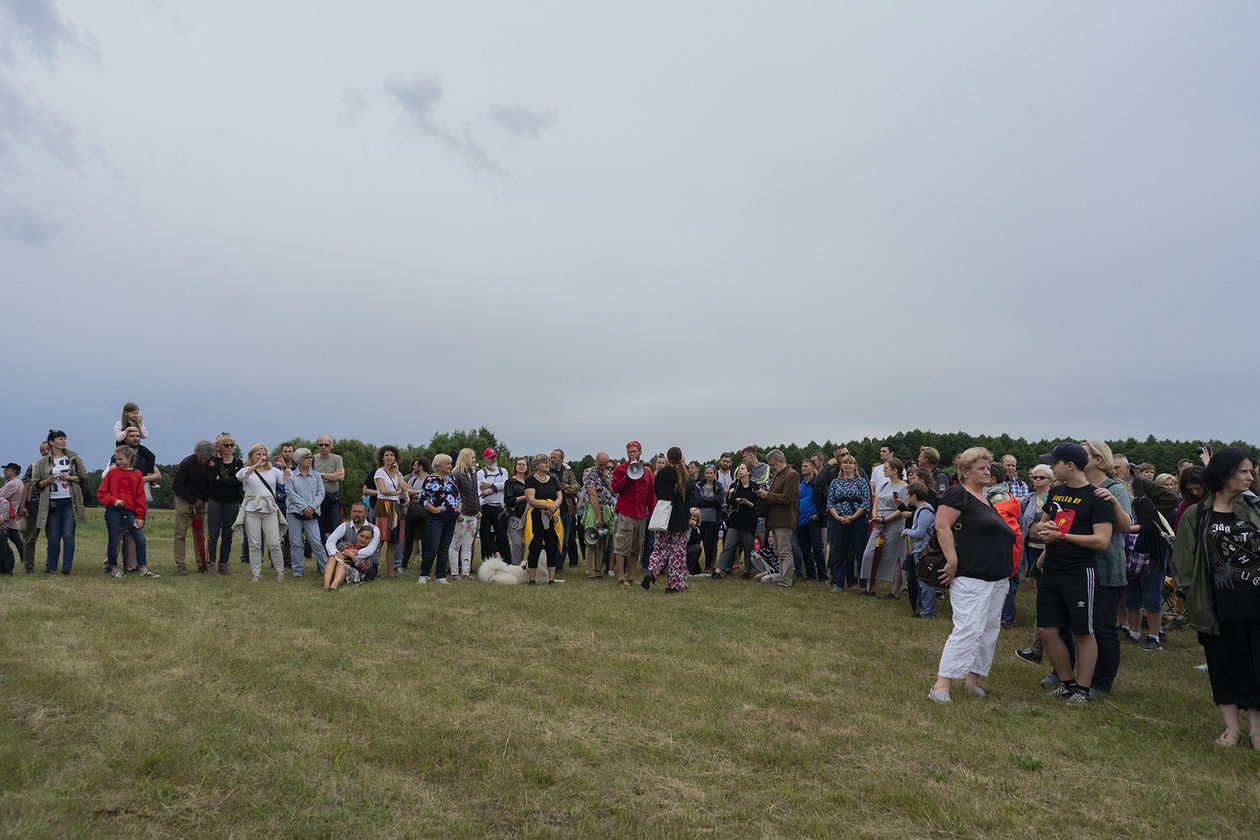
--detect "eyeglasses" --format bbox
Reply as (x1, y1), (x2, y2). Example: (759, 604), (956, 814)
(221, 443), (234, 448)
(318, 443), (332, 447)
(1031, 475), (1050, 481)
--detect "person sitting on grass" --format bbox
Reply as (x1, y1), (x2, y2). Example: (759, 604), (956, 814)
(325, 525), (378, 590)
(97, 447), (157, 579)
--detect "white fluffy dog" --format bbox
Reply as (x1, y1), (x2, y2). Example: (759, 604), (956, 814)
(477, 557), (529, 585)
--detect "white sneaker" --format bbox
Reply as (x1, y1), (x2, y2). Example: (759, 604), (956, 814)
(436, 577), (449, 585)
(417, 576), (430, 585)
(251, 573), (261, 582)
(761, 573), (779, 584)
(111, 570), (123, 579)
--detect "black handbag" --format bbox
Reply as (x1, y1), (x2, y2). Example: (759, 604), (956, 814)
(916, 530), (947, 587)
(916, 496), (966, 586)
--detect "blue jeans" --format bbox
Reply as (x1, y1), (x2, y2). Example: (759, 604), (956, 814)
(828, 515), (869, 587)
(105, 507), (147, 570)
(45, 498), (76, 573)
(422, 511), (457, 579)
(287, 513), (329, 574)
(319, 491), (341, 538)
(918, 581), (937, 616)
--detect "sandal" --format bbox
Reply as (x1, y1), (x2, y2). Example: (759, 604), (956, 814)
(1215, 728), (1241, 747)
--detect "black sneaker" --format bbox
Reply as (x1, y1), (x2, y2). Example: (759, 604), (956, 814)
(1046, 682), (1075, 699)
(1139, 635), (1163, 651)
(1066, 686), (1094, 705)
(1015, 646), (1042, 665)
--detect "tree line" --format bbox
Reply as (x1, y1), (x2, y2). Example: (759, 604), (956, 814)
(99, 428), (1252, 510)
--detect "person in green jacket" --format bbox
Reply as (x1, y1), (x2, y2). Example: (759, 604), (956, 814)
(1170, 448), (1260, 749)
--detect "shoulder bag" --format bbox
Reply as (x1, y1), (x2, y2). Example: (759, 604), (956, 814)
(648, 499), (673, 532)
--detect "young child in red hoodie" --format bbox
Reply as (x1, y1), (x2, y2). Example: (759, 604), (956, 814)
(98, 447), (156, 578)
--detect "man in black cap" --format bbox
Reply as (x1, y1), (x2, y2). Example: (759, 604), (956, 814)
(1031, 442), (1115, 705)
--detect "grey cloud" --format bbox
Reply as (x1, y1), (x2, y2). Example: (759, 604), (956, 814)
(0, 0), (93, 64)
(0, 193), (60, 244)
(141, 0), (196, 38)
(339, 86), (364, 123)
(487, 103), (557, 140)
(384, 74), (506, 177)
(0, 73), (81, 166)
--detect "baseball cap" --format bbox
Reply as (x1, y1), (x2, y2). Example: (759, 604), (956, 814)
(1039, 443), (1088, 469)
(483, 448), (497, 458)
(741, 445), (757, 454)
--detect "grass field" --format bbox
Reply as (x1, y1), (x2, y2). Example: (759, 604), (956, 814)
(1, 509), (1257, 838)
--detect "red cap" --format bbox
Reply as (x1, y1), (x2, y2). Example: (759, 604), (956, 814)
(483, 448), (497, 458)
(626, 440), (641, 451)
(741, 445), (757, 454)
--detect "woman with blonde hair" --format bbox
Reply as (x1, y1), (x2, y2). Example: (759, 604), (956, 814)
(233, 444), (290, 582)
(418, 453), (460, 584)
(205, 434), (243, 575)
(929, 446), (1017, 702)
(827, 454), (871, 591)
(448, 448), (482, 580)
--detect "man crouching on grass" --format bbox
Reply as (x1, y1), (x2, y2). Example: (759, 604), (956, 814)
(1031, 443), (1114, 705)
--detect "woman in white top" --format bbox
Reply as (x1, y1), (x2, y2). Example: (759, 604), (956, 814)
(861, 458), (910, 597)
(233, 443), (290, 582)
(373, 445), (404, 577)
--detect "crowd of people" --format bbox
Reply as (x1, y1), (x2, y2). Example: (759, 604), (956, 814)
(1, 404), (1257, 747)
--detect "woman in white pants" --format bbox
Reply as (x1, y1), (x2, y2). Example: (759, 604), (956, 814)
(929, 447), (1019, 702)
(233, 444), (290, 582)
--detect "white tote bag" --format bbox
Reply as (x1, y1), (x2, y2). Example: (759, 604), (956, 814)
(648, 499), (673, 532)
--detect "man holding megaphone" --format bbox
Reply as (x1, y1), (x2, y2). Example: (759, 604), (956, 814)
(581, 452), (615, 578)
(611, 441), (656, 586)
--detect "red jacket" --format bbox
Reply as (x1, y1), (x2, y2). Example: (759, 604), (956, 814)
(611, 462), (656, 519)
(98, 467), (147, 519)
(991, 497), (1023, 576)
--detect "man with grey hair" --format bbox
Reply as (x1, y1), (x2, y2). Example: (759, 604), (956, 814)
(172, 441), (214, 575)
(1111, 455), (1134, 485)
(313, 434), (345, 540)
(757, 449), (800, 588)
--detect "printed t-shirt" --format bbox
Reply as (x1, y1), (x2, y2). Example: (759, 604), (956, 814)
(1042, 483), (1113, 572)
(49, 456), (72, 500)
(1206, 509), (1260, 622)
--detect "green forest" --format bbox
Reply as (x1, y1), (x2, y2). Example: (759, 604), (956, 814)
(87, 428), (1253, 510)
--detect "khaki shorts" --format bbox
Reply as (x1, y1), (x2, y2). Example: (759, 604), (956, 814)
(613, 514), (646, 557)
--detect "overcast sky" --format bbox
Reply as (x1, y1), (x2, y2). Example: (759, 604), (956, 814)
(4, 1), (1258, 469)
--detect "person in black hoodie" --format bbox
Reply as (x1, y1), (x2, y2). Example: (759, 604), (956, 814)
(642, 447), (694, 592)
